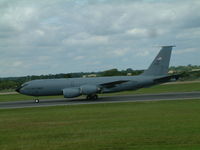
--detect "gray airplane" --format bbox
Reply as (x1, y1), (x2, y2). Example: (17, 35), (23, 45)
(16, 46), (178, 103)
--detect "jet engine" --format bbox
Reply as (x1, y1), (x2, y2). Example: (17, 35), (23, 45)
(80, 85), (100, 95)
(63, 88), (81, 98)
(63, 85), (100, 98)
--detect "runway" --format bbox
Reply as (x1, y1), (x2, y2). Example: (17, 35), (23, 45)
(0, 92), (200, 109)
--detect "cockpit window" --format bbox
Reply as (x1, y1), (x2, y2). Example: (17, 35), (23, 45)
(21, 83), (29, 88)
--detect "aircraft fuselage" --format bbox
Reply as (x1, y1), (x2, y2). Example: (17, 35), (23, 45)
(18, 75), (156, 96)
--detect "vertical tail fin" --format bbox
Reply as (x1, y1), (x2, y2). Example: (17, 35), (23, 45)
(142, 46), (175, 76)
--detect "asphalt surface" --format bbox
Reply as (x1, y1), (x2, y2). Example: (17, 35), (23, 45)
(0, 92), (200, 109)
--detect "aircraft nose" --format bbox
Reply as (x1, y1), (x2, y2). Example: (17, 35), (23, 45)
(15, 86), (22, 93)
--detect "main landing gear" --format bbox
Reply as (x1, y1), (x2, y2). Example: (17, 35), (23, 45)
(86, 94), (98, 100)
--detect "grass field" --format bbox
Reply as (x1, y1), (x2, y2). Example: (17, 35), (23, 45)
(1, 99), (200, 150)
(0, 82), (200, 102)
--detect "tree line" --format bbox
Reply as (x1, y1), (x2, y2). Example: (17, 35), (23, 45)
(0, 65), (199, 90)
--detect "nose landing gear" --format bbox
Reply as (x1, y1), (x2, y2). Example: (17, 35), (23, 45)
(35, 99), (39, 103)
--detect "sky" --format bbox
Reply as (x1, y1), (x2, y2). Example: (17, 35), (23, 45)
(0, 0), (200, 77)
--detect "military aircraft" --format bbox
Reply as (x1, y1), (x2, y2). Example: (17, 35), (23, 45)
(16, 46), (178, 103)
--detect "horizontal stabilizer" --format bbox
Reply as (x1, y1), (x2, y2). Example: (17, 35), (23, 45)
(154, 74), (180, 83)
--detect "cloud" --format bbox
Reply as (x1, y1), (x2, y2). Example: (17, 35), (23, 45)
(62, 32), (109, 46)
(0, 0), (200, 77)
(136, 50), (150, 57)
(126, 28), (165, 38)
(106, 48), (129, 57)
(174, 48), (198, 55)
(12, 61), (23, 67)
(74, 55), (85, 60)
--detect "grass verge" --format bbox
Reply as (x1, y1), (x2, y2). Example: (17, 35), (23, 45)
(0, 99), (200, 150)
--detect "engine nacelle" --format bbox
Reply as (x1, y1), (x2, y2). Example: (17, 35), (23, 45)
(80, 85), (100, 95)
(63, 88), (81, 98)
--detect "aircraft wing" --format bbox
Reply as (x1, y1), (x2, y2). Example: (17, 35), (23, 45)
(100, 80), (129, 88)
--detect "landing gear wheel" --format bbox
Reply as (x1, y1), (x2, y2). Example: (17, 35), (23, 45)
(35, 99), (39, 103)
(93, 95), (98, 100)
(86, 94), (98, 100)
(86, 95), (91, 100)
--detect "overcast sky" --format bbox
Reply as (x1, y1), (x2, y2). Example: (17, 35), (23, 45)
(0, 0), (199, 77)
